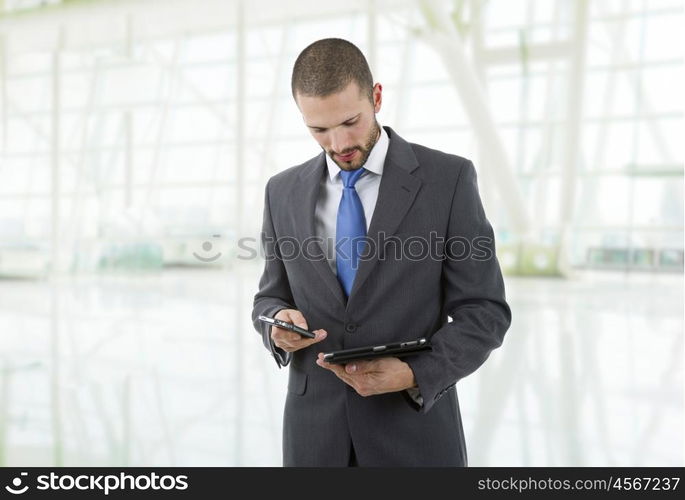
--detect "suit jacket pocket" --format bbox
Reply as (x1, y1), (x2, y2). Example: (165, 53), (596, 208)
(287, 369), (308, 396)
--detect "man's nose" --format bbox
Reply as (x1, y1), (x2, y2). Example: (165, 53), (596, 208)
(330, 129), (353, 154)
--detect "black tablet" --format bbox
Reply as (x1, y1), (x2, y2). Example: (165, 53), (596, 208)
(322, 338), (431, 364)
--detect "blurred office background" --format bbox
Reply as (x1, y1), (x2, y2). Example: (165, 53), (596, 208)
(0, 0), (682, 466)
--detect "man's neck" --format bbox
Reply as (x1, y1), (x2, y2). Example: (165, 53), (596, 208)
(373, 123), (382, 145)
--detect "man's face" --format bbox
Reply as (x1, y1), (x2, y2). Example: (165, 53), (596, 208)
(295, 81), (383, 171)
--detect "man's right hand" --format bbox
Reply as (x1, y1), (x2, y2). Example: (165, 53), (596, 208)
(270, 309), (327, 353)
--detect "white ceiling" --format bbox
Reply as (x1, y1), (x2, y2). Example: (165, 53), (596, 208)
(0, 0), (415, 54)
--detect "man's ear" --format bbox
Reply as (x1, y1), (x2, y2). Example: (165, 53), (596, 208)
(373, 83), (383, 113)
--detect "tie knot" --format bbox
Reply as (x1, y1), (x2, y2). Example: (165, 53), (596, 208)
(340, 167), (365, 188)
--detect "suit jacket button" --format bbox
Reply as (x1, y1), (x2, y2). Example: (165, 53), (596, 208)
(345, 323), (357, 333)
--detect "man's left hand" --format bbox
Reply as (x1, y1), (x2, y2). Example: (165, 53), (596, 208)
(316, 353), (417, 397)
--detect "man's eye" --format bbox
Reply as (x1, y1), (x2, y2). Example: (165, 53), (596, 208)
(344, 121), (357, 127)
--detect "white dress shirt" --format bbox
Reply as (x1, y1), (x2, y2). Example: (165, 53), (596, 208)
(313, 125), (423, 406)
(314, 125), (389, 274)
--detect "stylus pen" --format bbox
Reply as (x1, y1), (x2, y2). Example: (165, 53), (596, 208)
(258, 315), (316, 339)
(279, 321), (316, 339)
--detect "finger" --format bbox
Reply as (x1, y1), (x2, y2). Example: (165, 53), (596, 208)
(271, 327), (301, 344)
(283, 328), (327, 347)
(274, 328), (327, 354)
(271, 328), (298, 352)
(286, 329), (327, 349)
(315, 352), (332, 370)
(316, 357), (357, 387)
(305, 329), (328, 344)
(345, 359), (378, 374)
(285, 310), (308, 330)
(316, 352), (356, 379)
(273, 337), (295, 351)
(316, 353), (345, 376)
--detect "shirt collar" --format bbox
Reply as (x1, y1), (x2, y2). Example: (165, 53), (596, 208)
(325, 125), (389, 182)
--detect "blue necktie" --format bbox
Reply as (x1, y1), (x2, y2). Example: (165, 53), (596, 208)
(336, 167), (367, 297)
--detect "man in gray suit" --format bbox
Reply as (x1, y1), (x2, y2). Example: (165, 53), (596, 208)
(252, 38), (511, 466)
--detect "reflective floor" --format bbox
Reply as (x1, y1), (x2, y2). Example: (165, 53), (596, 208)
(0, 264), (682, 466)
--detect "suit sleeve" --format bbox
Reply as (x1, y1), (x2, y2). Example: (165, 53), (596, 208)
(404, 160), (511, 413)
(251, 178), (295, 368)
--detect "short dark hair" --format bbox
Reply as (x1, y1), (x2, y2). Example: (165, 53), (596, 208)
(291, 38), (374, 103)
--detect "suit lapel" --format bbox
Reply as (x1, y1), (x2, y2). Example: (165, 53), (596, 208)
(296, 153), (347, 309)
(293, 127), (422, 311)
(347, 127), (422, 306)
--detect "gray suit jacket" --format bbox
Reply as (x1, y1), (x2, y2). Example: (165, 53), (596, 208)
(252, 126), (511, 466)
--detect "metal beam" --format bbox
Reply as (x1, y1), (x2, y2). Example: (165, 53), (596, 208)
(391, 32), (414, 131)
(557, 0), (589, 276)
(50, 26), (65, 467)
(469, 0), (496, 215)
(0, 32), (6, 152)
(417, 0), (531, 235)
(124, 13), (133, 209)
(234, 0), (245, 466)
(480, 41), (572, 65)
(260, 21), (290, 180)
(366, 0), (376, 72)
(50, 26), (64, 274)
(139, 36), (182, 220)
